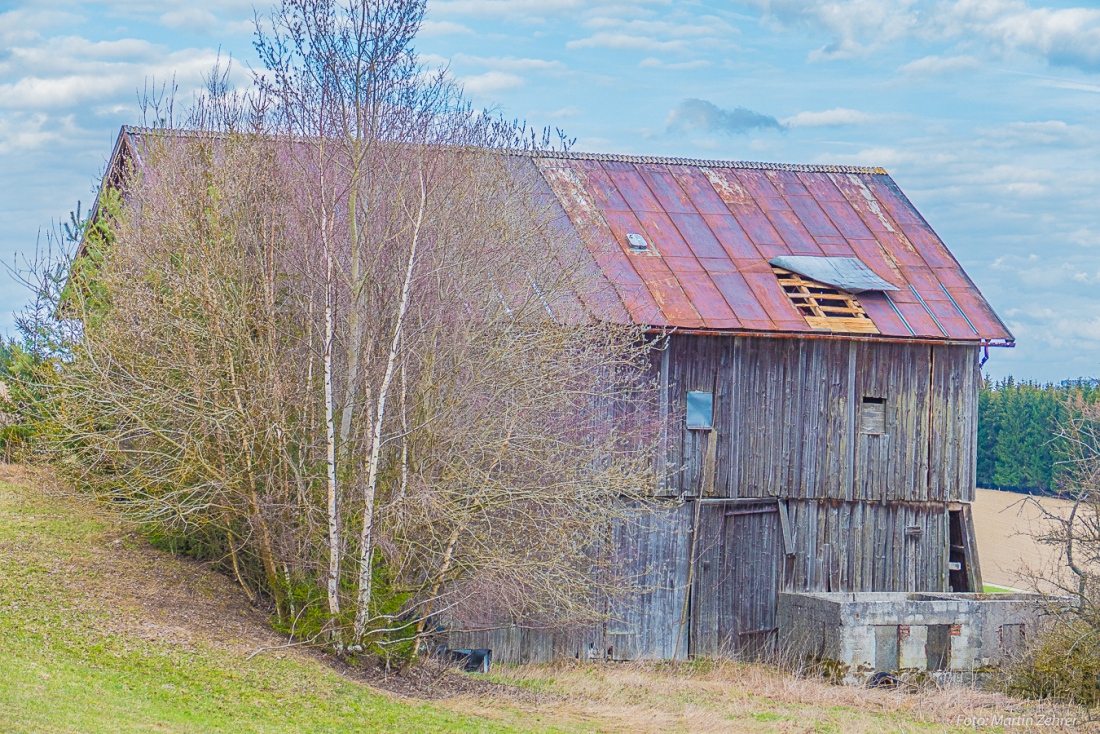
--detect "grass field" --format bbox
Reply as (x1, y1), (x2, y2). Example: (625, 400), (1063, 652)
(0, 464), (1091, 733)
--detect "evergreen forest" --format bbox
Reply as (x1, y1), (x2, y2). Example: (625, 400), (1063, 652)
(977, 377), (1100, 494)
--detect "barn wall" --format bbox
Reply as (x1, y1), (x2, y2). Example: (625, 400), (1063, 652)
(784, 499), (949, 593)
(664, 335), (979, 504)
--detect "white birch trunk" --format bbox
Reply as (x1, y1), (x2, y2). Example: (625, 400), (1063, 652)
(321, 159), (341, 619)
(352, 169), (426, 640)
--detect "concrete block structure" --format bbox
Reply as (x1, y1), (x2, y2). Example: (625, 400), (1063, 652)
(778, 591), (1060, 684)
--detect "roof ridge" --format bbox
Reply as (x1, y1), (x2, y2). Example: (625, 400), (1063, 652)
(515, 148), (888, 175)
(122, 126), (888, 175)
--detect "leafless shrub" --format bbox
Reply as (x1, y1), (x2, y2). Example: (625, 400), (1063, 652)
(22, 0), (664, 658)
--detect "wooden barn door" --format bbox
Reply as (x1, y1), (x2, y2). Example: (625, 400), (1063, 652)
(690, 500), (782, 659)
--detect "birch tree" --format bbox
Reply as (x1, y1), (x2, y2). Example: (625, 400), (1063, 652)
(19, 0), (666, 658)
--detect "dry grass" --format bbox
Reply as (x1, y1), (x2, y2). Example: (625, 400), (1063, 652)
(442, 658), (1097, 733)
(5, 462), (1095, 733)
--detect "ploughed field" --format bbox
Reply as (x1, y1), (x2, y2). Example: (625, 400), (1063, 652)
(972, 488), (1076, 593)
(0, 465), (1087, 733)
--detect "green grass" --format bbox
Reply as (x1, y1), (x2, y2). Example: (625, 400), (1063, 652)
(983, 583), (1019, 593)
(0, 477), (552, 734)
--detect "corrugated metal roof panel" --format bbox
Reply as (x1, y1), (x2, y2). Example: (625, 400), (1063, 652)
(529, 151), (1012, 343)
(770, 256), (899, 293)
(103, 128), (1010, 344)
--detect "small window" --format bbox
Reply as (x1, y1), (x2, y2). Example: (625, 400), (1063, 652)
(686, 391), (713, 430)
(772, 266), (879, 334)
(861, 396), (885, 435)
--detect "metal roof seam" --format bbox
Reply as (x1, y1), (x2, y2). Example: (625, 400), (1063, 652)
(633, 163), (735, 327)
(597, 160), (702, 326)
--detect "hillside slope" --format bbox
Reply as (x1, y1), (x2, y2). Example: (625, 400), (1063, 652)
(0, 465), (542, 734)
(0, 465), (1088, 733)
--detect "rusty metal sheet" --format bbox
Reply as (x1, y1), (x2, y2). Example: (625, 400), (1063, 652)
(766, 169), (811, 197)
(527, 151), (1010, 342)
(817, 199), (876, 240)
(857, 292), (911, 337)
(866, 175), (924, 226)
(898, 223), (958, 270)
(762, 208), (824, 255)
(637, 164), (696, 214)
(787, 196), (842, 238)
(668, 166), (732, 215)
(537, 162), (664, 325)
(676, 271), (742, 329)
(885, 286), (946, 336)
(571, 159), (630, 211)
(742, 267), (807, 331)
(846, 239), (903, 285)
(629, 255), (703, 326)
(946, 286), (1012, 339)
(796, 171), (847, 202)
(701, 213), (766, 265)
(668, 212), (733, 260)
(603, 160), (663, 212)
(709, 272), (774, 330)
(732, 169), (783, 200)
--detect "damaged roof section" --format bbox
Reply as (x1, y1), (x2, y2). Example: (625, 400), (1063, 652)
(768, 256), (898, 293)
(522, 151), (1013, 344)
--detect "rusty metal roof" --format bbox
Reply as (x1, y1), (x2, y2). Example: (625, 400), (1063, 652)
(524, 151), (1013, 344)
(89, 127), (1012, 344)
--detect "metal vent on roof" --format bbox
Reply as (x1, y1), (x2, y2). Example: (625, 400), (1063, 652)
(626, 232), (650, 253)
(768, 256), (897, 293)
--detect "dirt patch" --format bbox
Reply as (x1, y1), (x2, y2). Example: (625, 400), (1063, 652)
(332, 655), (548, 702)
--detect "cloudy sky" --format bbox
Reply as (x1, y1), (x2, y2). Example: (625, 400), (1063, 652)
(3, 0), (1100, 382)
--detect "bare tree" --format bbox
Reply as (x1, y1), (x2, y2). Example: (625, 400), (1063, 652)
(17, 0), (665, 658)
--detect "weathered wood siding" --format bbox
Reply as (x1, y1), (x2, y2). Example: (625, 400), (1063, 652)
(605, 502), (692, 660)
(784, 499), (948, 592)
(691, 500), (782, 657)
(664, 336), (979, 504)
(452, 334), (980, 663)
(447, 502), (691, 664)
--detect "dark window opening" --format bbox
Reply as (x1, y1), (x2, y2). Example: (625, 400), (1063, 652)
(926, 625), (952, 671)
(948, 510), (971, 592)
(686, 391), (713, 430)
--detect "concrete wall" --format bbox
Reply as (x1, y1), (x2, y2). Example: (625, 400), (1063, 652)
(778, 591), (1060, 684)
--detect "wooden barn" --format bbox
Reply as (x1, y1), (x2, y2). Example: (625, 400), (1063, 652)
(88, 127), (1014, 663)
(449, 150), (1014, 663)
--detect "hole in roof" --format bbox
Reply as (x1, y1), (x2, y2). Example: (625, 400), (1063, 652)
(772, 266), (880, 335)
(626, 232), (650, 253)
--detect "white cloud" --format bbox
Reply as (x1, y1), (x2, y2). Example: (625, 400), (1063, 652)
(898, 55), (980, 76)
(160, 8), (218, 32)
(548, 106), (582, 118)
(567, 32), (688, 52)
(418, 20), (474, 36)
(976, 120), (1097, 148)
(460, 70), (525, 95)
(743, 0), (1100, 71)
(639, 57), (711, 70)
(452, 54), (566, 73)
(782, 107), (900, 127)
(428, 0), (590, 19)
